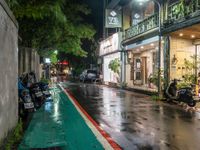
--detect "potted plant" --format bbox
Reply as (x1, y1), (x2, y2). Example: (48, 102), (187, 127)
(148, 70), (164, 89)
(119, 82), (127, 89)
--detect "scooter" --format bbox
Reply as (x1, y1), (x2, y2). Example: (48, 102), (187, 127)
(20, 72), (45, 109)
(29, 83), (45, 108)
(165, 79), (196, 107)
(18, 79), (35, 118)
(37, 82), (51, 98)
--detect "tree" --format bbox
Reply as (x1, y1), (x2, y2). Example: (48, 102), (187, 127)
(6, 0), (96, 58)
(57, 39), (98, 74)
(109, 58), (120, 74)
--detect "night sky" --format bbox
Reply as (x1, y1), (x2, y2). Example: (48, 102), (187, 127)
(81, 0), (103, 39)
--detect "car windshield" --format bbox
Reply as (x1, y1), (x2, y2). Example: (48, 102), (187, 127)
(87, 70), (96, 74)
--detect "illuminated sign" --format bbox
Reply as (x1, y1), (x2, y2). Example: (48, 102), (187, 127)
(99, 32), (122, 56)
(44, 58), (51, 64)
(58, 60), (68, 65)
(105, 9), (122, 28)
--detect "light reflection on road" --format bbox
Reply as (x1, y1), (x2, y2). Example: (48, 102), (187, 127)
(62, 82), (200, 150)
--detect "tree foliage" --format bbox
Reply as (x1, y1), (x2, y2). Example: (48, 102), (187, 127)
(6, 0), (96, 57)
(109, 58), (120, 74)
(57, 39), (98, 71)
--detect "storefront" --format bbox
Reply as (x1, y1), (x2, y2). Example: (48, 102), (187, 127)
(103, 53), (121, 83)
(125, 36), (163, 90)
(99, 32), (122, 85)
(167, 24), (200, 83)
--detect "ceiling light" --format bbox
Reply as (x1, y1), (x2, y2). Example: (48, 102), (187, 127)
(179, 33), (183, 37)
(141, 46), (144, 49)
(191, 35), (195, 38)
(150, 43), (154, 46)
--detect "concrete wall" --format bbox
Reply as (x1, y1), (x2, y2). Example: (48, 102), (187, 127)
(0, 0), (18, 141)
(18, 47), (42, 81)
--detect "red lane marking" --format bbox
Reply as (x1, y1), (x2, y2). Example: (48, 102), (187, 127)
(64, 88), (122, 150)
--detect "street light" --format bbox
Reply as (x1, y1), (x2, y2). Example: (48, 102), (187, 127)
(136, 0), (162, 96)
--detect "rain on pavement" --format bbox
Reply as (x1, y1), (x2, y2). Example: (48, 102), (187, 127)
(61, 82), (200, 150)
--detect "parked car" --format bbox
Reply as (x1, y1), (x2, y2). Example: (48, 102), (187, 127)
(79, 69), (98, 82)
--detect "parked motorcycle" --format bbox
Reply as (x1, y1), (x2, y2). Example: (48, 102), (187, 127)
(18, 79), (35, 118)
(165, 79), (196, 107)
(20, 72), (45, 109)
(29, 83), (45, 108)
(37, 82), (51, 98)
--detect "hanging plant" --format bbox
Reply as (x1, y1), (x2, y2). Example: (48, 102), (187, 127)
(175, 0), (185, 19)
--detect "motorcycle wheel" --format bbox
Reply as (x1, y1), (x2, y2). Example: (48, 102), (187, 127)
(188, 100), (196, 107)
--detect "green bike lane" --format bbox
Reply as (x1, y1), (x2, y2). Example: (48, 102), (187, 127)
(18, 86), (117, 150)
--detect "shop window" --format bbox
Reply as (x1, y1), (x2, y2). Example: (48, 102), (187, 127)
(135, 58), (141, 80)
(136, 59), (141, 69)
(136, 72), (141, 80)
(144, 1), (154, 18)
(131, 1), (155, 26)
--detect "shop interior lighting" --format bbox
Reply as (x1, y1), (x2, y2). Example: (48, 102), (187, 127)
(150, 43), (154, 46)
(179, 33), (183, 37)
(137, 0), (149, 2)
(141, 46), (144, 49)
(139, 2), (143, 5)
(191, 35), (195, 38)
(137, 0), (149, 6)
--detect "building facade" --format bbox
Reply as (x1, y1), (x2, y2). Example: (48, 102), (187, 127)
(99, 32), (123, 85)
(101, 0), (200, 93)
(162, 0), (200, 87)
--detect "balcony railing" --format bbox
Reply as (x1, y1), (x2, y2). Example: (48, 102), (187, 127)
(167, 0), (200, 23)
(125, 14), (159, 40)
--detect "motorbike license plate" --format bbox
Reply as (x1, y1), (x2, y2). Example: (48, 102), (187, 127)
(43, 91), (50, 95)
(24, 102), (34, 109)
(24, 96), (32, 102)
(35, 92), (43, 97)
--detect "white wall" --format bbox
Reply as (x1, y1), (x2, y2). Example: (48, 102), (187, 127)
(125, 64), (133, 87)
(103, 53), (121, 83)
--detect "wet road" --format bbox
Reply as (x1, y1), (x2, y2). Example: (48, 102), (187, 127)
(62, 82), (200, 150)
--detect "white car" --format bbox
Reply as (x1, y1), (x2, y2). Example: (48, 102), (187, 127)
(80, 70), (97, 82)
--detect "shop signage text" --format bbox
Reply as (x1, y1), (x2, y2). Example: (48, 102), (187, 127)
(99, 32), (121, 56)
(105, 9), (122, 28)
